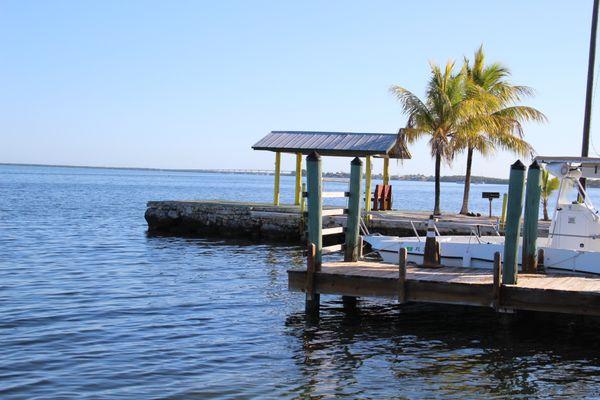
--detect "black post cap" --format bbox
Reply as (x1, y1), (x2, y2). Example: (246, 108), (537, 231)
(529, 160), (540, 169)
(307, 151), (320, 161)
(511, 160), (526, 170)
(351, 157), (362, 166)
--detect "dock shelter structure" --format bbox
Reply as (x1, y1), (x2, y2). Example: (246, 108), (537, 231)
(252, 131), (411, 209)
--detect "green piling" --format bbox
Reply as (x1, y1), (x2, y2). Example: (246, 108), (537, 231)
(306, 151), (322, 267)
(522, 161), (542, 273)
(345, 157), (363, 262)
(502, 160), (526, 284)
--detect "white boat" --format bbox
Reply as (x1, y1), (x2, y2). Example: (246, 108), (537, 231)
(363, 157), (600, 275)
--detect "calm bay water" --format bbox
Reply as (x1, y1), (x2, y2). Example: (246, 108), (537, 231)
(1, 164), (600, 399)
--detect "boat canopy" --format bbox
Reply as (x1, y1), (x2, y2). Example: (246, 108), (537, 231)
(535, 156), (600, 179)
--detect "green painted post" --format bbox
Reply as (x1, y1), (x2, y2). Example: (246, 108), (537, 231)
(306, 151), (322, 267)
(502, 160), (526, 284)
(345, 157), (363, 262)
(522, 161), (542, 273)
(500, 193), (508, 229)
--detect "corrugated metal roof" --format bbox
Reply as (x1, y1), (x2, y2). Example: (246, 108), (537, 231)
(252, 131), (411, 159)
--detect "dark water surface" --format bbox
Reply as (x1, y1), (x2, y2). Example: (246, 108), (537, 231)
(1, 165), (600, 399)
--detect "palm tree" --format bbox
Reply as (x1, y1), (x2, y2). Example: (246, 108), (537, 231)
(541, 169), (560, 221)
(391, 61), (473, 215)
(456, 46), (546, 215)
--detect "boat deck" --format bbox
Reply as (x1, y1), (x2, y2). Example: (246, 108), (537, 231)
(288, 261), (600, 316)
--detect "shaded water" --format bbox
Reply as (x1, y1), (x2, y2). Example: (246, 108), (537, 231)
(1, 165), (599, 398)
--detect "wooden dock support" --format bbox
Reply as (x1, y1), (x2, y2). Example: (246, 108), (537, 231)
(305, 152), (322, 317)
(500, 193), (508, 229)
(492, 252), (502, 310)
(273, 151), (281, 206)
(398, 248), (407, 303)
(503, 160), (526, 284)
(522, 161), (542, 272)
(305, 243), (320, 317)
(423, 215), (441, 267)
(383, 157), (390, 186)
(294, 153), (302, 206)
(344, 157), (363, 262)
(306, 151), (323, 267)
(365, 156), (372, 217)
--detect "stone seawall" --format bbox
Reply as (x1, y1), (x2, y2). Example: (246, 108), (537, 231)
(145, 201), (305, 240)
(145, 200), (550, 242)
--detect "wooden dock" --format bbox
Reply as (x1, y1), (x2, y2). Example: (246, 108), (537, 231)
(289, 260), (600, 317)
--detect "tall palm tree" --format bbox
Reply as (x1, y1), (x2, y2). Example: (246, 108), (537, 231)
(391, 61), (474, 215)
(456, 46), (546, 215)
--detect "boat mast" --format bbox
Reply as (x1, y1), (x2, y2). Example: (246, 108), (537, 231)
(581, 0), (600, 194)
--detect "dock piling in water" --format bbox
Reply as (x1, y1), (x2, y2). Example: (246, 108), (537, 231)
(503, 160), (526, 284)
(306, 151), (323, 267)
(522, 161), (542, 272)
(344, 157), (363, 262)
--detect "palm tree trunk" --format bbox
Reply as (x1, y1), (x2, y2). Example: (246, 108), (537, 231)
(434, 153), (441, 216)
(543, 198), (549, 221)
(459, 147), (474, 215)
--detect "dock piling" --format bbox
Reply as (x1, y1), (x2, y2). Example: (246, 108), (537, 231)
(502, 160), (526, 284)
(423, 216), (440, 267)
(522, 161), (542, 272)
(398, 248), (407, 303)
(306, 151), (323, 267)
(492, 252), (502, 310)
(305, 243), (320, 317)
(344, 157), (363, 262)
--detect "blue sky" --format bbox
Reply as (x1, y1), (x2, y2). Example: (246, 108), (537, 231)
(0, 1), (597, 177)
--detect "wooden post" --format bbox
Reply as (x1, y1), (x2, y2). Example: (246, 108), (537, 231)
(492, 252), (502, 310)
(358, 236), (364, 259)
(305, 243), (320, 317)
(365, 156), (372, 217)
(294, 153), (302, 206)
(344, 157), (363, 262)
(383, 157), (390, 186)
(398, 247), (407, 303)
(502, 160), (526, 284)
(522, 161), (542, 273)
(537, 248), (545, 273)
(273, 151), (281, 206)
(423, 215), (440, 267)
(500, 193), (508, 229)
(306, 151), (323, 267)
(300, 183), (306, 213)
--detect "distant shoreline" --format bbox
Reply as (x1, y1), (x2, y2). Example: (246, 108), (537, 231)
(8, 161), (597, 187)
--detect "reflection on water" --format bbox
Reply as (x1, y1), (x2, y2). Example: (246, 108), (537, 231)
(1, 164), (600, 399)
(286, 303), (600, 398)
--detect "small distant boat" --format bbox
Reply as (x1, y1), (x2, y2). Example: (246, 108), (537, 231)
(363, 157), (600, 275)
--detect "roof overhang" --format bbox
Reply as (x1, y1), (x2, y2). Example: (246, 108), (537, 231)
(252, 131), (411, 159)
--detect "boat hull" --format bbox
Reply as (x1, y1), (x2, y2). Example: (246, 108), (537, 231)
(363, 235), (600, 275)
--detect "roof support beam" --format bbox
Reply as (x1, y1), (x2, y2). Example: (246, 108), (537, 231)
(294, 153), (302, 205)
(273, 151), (281, 206)
(383, 157), (390, 186)
(365, 156), (372, 217)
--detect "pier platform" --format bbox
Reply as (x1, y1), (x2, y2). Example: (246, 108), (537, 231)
(289, 260), (600, 316)
(145, 200), (550, 241)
